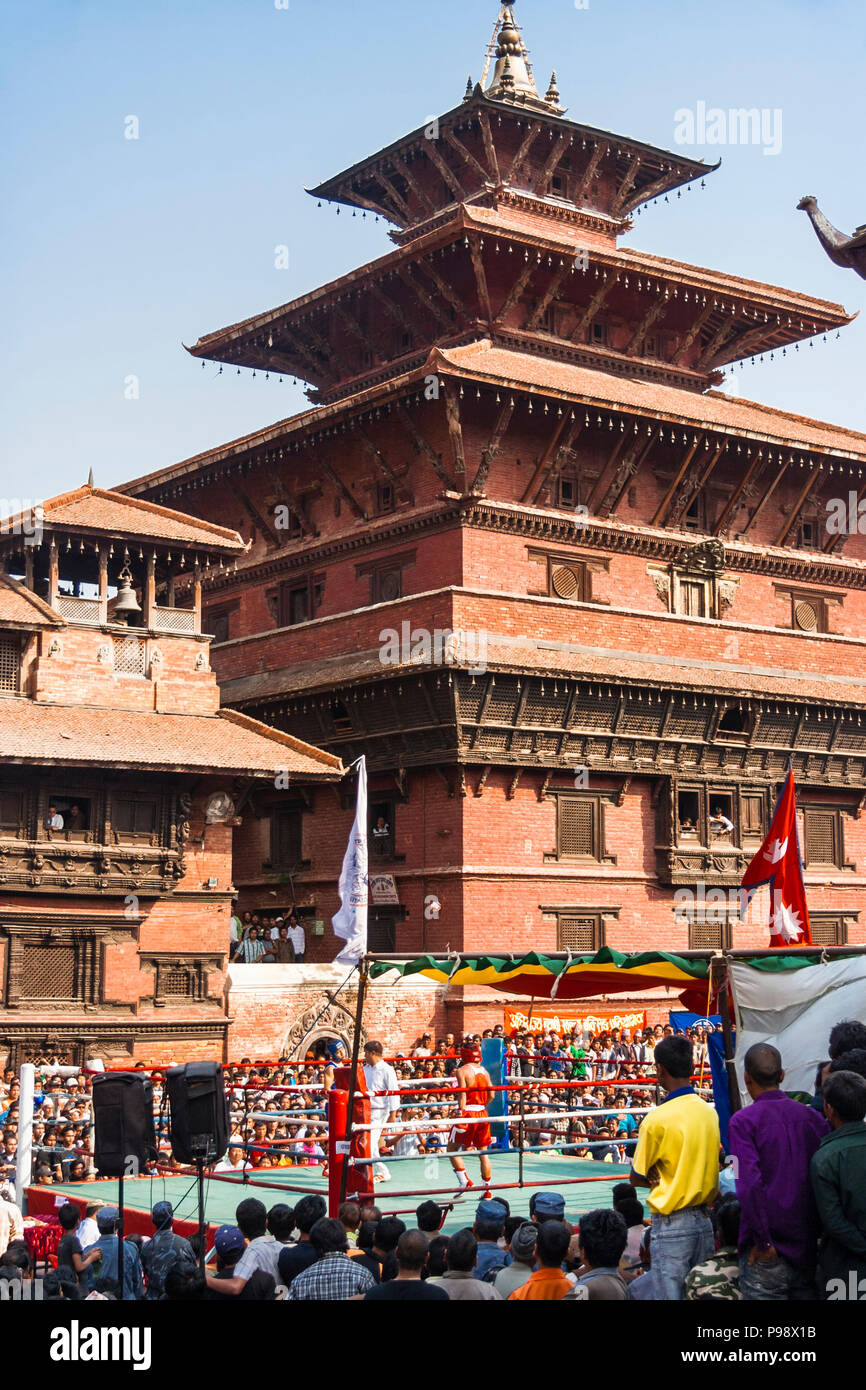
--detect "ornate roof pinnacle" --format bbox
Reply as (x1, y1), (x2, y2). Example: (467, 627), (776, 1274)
(479, 4), (564, 115)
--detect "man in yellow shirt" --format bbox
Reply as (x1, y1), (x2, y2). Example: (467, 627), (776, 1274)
(630, 1034), (719, 1299)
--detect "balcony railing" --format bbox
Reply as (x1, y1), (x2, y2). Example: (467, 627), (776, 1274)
(56, 595), (101, 625)
(151, 605), (196, 635)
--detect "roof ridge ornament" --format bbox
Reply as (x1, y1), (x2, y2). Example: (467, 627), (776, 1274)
(479, 3), (565, 115)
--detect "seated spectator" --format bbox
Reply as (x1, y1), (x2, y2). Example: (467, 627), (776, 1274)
(684, 1198), (742, 1300)
(473, 1198), (510, 1282)
(204, 1197), (279, 1297)
(416, 1200), (444, 1243)
(565, 1208), (628, 1300)
(507, 1220), (572, 1300)
(423, 1235), (450, 1284)
(337, 1201), (360, 1248)
(201, 1228), (276, 1301)
(363, 1230), (449, 1301)
(529, 1191), (565, 1225)
(286, 1218), (375, 1301)
(278, 1195), (326, 1288)
(494, 1222), (537, 1298)
(615, 1197), (646, 1267)
(436, 1227), (502, 1301)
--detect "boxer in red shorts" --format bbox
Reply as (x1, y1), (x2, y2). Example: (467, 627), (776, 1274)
(449, 1042), (493, 1192)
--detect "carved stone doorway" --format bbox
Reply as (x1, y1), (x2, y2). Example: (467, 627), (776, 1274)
(281, 999), (364, 1062)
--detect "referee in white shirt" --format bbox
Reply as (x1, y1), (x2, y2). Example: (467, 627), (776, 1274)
(362, 1040), (399, 1183)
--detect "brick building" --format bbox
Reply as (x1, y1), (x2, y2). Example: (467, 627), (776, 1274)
(122, 8), (866, 1043)
(0, 483), (340, 1068)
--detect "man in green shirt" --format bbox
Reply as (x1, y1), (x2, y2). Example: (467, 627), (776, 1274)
(810, 1069), (866, 1298)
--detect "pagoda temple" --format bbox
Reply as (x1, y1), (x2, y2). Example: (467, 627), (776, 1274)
(122, 6), (866, 1041)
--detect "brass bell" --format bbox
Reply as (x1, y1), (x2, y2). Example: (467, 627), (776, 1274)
(113, 565), (141, 623)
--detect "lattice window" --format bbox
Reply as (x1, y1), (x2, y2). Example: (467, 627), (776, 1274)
(556, 915), (603, 952)
(456, 682), (485, 721)
(569, 693), (618, 731)
(486, 678), (519, 722)
(557, 797), (596, 858)
(523, 689), (570, 726)
(809, 915), (848, 946)
(756, 712), (798, 743)
(112, 636), (145, 676)
(619, 708), (663, 736)
(0, 637), (20, 693)
(688, 920), (733, 950)
(803, 809), (841, 868)
(665, 709), (707, 738)
(163, 968), (193, 997)
(19, 945), (78, 1000)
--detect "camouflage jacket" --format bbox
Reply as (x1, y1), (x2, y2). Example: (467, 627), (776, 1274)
(683, 1248), (741, 1301)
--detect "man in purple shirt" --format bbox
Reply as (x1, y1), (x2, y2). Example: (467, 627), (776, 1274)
(728, 1042), (828, 1300)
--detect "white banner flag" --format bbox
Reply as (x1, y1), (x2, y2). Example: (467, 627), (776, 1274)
(332, 756), (368, 966)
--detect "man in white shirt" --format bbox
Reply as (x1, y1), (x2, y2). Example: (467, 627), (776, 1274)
(45, 806), (64, 831)
(286, 914), (306, 963)
(362, 1040), (399, 1182)
(213, 1138), (252, 1173)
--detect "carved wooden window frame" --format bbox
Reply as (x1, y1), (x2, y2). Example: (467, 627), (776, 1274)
(141, 953), (221, 1007)
(544, 791), (617, 865)
(527, 548), (609, 605)
(1, 914), (137, 1009)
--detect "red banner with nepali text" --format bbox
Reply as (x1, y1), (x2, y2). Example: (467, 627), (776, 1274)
(505, 1007), (647, 1037)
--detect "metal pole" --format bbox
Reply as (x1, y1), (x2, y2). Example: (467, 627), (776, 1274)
(518, 1079), (525, 1191)
(717, 965), (742, 1117)
(339, 963), (367, 1207)
(196, 1156), (206, 1272)
(117, 1165), (124, 1299)
(14, 1063), (35, 1211)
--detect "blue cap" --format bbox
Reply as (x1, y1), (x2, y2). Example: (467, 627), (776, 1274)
(476, 1198), (507, 1224)
(96, 1205), (119, 1230)
(152, 1201), (173, 1227)
(214, 1224), (245, 1256)
(533, 1191), (565, 1217)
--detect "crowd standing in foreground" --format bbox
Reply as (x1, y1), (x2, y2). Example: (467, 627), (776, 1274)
(1, 1021), (864, 1300)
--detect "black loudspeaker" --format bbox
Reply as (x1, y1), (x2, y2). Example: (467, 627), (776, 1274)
(166, 1061), (229, 1163)
(91, 1073), (156, 1177)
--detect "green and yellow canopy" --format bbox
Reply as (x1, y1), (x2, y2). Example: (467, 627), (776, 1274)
(368, 947), (712, 1003)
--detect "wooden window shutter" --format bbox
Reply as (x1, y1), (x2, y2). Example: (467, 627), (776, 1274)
(558, 798), (595, 857)
(557, 916), (601, 952)
(804, 810), (838, 867)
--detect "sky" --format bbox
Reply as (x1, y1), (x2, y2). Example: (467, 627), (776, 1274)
(2, 0), (865, 502)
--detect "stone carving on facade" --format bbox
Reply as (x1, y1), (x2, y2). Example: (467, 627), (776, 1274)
(281, 1000), (366, 1060)
(175, 793), (192, 877)
(650, 569), (671, 607)
(682, 538), (726, 575)
(718, 578), (739, 614)
(48, 638), (63, 658)
(194, 650), (209, 671)
(96, 643), (112, 665)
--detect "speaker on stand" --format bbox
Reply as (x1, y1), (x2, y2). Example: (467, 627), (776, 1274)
(166, 1062), (229, 1268)
(91, 1072), (156, 1293)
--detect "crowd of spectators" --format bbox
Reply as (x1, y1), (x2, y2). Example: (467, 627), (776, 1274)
(2, 1019), (865, 1301)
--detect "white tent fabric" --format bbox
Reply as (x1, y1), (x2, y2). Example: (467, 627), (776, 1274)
(729, 956), (866, 1103)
